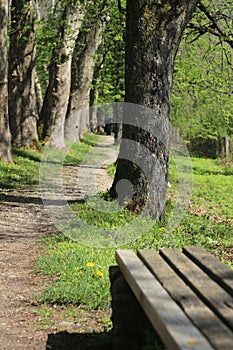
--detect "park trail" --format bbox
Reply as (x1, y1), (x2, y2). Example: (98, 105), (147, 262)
(0, 135), (117, 350)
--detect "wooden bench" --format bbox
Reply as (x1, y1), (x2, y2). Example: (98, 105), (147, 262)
(110, 246), (233, 350)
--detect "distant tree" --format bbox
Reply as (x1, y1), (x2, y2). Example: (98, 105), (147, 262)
(39, 1), (85, 148)
(110, 0), (198, 220)
(65, 1), (106, 141)
(90, 0), (125, 140)
(8, 0), (39, 148)
(0, 0), (13, 163)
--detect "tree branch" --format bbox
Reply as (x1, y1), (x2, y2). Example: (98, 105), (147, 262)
(197, 1), (233, 49)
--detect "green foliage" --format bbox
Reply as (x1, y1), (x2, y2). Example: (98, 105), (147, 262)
(172, 34), (233, 142)
(94, 1), (126, 103)
(171, 1), (233, 148)
(36, 18), (58, 94)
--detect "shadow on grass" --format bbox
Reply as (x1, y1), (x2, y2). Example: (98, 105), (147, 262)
(12, 148), (41, 162)
(0, 193), (85, 206)
(0, 193), (43, 204)
(46, 331), (112, 350)
(192, 167), (233, 176)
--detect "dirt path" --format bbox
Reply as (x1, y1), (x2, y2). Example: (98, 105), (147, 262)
(0, 136), (118, 350)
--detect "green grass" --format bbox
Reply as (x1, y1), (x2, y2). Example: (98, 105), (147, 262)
(64, 133), (99, 164)
(0, 147), (41, 189)
(36, 155), (233, 309)
(0, 133), (99, 190)
(1, 141), (232, 310)
(36, 234), (115, 309)
(191, 158), (233, 221)
(36, 209), (232, 309)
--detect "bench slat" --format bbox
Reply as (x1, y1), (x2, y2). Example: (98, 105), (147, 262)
(138, 249), (233, 350)
(116, 250), (214, 350)
(183, 246), (233, 295)
(160, 248), (233, 332)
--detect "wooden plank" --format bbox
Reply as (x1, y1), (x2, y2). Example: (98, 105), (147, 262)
(183, 246), (233, 296)
(160, 248), (233, 332)
(116, 250), (214, 350)
(138, 249), (233, 350)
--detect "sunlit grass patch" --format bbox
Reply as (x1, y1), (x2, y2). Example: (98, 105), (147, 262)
(36, 233), (115, 309)
(36, 154), (233, 309)
(0, 148), (41, 189)
(64, 133), (99, 165)
(190, 157), (233, 222)
(0, 133), (99, 190)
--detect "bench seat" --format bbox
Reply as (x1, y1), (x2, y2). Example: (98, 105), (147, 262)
(110, 246), (233, 350)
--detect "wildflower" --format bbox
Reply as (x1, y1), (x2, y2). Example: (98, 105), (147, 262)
(159, 227), (166, 232)
(96, 271), (104, 277)
(86, 262), (94, 267)
(164, 234), (169, 239)
(188, 338), (197, 345)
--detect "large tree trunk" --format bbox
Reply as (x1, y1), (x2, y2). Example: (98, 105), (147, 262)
(110, 0), (198, 220)
(65, 22), (103, 142)
(8, 0), (39, 148)
(40, 2), (84, 148)
(0, 0), (13, 163)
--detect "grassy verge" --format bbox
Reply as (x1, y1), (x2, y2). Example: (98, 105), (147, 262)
(0, 147), (41, 189)
(1, 141), (232, 311)
(0, 133), (99, 190)
(35, 155), (233, 310)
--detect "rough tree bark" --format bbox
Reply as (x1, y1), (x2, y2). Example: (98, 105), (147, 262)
(8, 0), (39, 148)
(65, 21), (103, 142)
(0, 0), (13, 163)
(40, 2), (84, 148)
(110, 0), (198, 220)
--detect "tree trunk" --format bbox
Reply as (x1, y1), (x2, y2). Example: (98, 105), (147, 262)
(8, 0), (39, 148)
(89, 47), (107, 132)
(113, 102), (122, 144)
(65, 22), (103, 142)
(0, 0), (13, 163)
(225, 136), (230, 157)
(110, 0), (198, 220)
(35, 70), (43, 116)
(40, 2), (84, 148)
(89, 89), (99, 132)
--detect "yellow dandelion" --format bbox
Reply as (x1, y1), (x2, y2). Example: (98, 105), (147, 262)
(188, 338), (197, 345)
(159, 227), (166, 232)
(86, 262), (94, 267)
(96, 271), (104, 277)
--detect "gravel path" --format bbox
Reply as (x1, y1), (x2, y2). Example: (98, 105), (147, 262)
(0, 135), (117, 350)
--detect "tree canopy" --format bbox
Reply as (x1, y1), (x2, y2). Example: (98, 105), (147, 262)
(0, 0), (232, 162)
